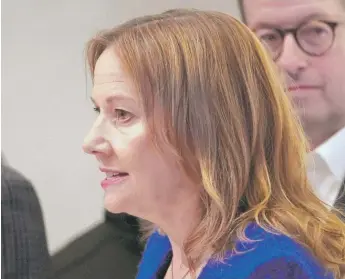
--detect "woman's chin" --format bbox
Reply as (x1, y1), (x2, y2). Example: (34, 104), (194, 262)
(104, 194), (131, 214)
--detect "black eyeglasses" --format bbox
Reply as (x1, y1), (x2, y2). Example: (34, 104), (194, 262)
(255, 20), (340, 61)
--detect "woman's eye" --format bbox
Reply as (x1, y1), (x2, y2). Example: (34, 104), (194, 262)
(113, 109), (133, 124)
(93, 107), (100, 114)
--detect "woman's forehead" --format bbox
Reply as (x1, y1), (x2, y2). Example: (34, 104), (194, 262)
(94, 48), (124, 78)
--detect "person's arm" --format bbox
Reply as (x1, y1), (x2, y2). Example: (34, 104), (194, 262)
(1, 165), (52, 279)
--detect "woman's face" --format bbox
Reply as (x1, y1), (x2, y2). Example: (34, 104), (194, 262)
(83, 48), (197, 220)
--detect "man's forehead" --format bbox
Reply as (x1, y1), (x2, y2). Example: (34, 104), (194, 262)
(243, 0), (343, 28)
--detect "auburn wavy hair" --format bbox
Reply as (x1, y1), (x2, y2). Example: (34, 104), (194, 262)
(86, 9), (345, 278)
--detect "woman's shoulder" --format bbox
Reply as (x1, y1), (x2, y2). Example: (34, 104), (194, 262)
(136, 231), (171, 279)
(201, 223), (333, 279)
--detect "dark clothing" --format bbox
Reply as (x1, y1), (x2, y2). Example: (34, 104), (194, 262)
(1, 164), (52, 279)
(52, 213), (143, 279)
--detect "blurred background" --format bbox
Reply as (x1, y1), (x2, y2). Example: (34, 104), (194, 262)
(2, 0), (240, 254)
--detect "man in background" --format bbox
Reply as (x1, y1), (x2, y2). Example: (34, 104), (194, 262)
(52, 212), (143, 279)
(1, 153), (52, 278)
(238, 0), (345, 210)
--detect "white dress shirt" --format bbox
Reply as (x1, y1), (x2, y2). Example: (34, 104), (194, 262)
(307, 127), (345, 207)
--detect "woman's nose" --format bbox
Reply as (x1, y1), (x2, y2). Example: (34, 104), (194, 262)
(83, 132), (98, 155)
(83, 128), (111, 155)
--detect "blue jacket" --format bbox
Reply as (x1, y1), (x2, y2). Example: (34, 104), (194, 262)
(136, 223), (333, 279)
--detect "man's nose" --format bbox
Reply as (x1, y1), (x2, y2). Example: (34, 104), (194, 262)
(276, 34), (309, 80)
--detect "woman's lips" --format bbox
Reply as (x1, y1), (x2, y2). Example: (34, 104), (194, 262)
(101, 174), (129, 189)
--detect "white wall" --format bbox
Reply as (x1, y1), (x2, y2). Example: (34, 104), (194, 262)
(2, 0), (240, 253)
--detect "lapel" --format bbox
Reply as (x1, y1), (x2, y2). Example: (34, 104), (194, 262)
(334, 178), (345, 218)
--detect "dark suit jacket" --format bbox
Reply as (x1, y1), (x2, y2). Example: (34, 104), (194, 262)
(1, 164), (52, 279)
(52, 213), (143, 279)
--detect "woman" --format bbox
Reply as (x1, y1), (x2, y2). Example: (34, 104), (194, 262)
(83, 9), (345, 279)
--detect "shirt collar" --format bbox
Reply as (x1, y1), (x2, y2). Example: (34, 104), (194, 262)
(314, 126), (345, 181)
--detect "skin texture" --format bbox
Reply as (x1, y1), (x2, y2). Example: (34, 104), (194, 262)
(243, 0), (345, 147)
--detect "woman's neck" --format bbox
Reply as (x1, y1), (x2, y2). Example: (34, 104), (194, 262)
(156, 189), (201, 265)
(167, 199), (200, 251)
(168, 240), (207, 279)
